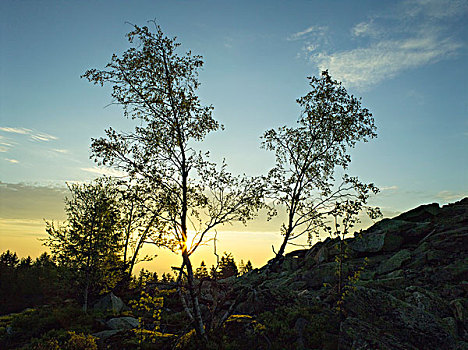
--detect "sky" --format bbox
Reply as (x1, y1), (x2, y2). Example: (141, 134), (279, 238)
(1, 0), (467, 274)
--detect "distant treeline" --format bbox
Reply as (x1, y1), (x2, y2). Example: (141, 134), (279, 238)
(0, 250), (252, 315)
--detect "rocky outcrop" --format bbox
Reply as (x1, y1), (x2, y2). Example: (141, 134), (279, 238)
(229, 198), (468, 349)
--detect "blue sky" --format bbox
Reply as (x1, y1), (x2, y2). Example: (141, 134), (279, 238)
(0, 0), (467, 267)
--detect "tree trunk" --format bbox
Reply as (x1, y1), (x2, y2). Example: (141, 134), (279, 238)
(182, 248), (206, 340)
(274, 224), (294, 261)
(275, 193), (298, 260)
(83, 267), (90, 313)
(275, 232), (290, 259)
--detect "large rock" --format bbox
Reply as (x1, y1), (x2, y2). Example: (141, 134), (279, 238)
(106, 316), (139, 330)
(349, 219), (411, 253)
(340, 317), (411, 350)
(377, 249), (411, 274)
(93, 292), (125, 314)
(350, 218), (434, 254)
(92, 329), (120, 340)
(302, 262), (337, 289)
(341, 286), (456, 349)
(393, 203), (440, 222)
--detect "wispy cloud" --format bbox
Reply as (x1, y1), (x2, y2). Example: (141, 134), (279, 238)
(0, 126), (58, 142)
(352, 20), (381, 38)
(0, 126), (59, 157)
(81, 166), (127, 177)
(0, 127), (32, 135)
(52, 148), (69, 154)
(30, 133), (58, 142)
(292, 0), (467, 89)
(436, 190), (467, 202)
(380, 185), (399, 191)
(0, 135), (14, 152)
(288, 25), (328, 41)
(312, 36), (461, 88)
(401, 0), (468, 19)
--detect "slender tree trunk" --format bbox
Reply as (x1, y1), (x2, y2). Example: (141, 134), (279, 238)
(275, 228), (292, 259)
(83, 274), (90, 313)
(182, 250), (206, 339)
(178, 158), (206, 340)
(127, 215), (157, 279)
(274, 207), (296, 260)
(275, 192), (299, 260)
(338, 237), (343, 295)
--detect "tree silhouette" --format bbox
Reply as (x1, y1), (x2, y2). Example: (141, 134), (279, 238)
(82, 22), (265, 339)
(217, 252), (238, 279)
(117, 180), (167, 279)
(239, 259), (253, 275)
(195, 261), (209, 280)
(262, 71), (381, 260)
(45, 178), (123, 312)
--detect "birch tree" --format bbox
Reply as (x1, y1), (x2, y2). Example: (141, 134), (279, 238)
(262, 71), (381, 260)
(82, 22), (265, 339)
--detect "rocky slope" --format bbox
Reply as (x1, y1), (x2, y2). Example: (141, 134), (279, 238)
(224, 198), (468, 349)
(2, 198), (466, 349)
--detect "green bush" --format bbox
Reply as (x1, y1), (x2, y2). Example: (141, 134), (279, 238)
(0, 305), (94, 349)
(22, 330), (97, 350)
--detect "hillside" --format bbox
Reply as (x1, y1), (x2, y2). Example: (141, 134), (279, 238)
(226, 197), (468, 349)
(1, 198), (467, 349)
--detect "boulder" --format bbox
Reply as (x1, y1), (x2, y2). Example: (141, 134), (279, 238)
(349, 231), (386, 253)
(351, 219), (435, 254)
(92, 329), (120, 340)
(450, 299), (467, 322)
(393, 203), (440, 222)
(93, 292), (125, 314)
(302, 263), (337, 289)
(349, 220), (411, 253)
(106, 316), (139, 330)
(342, 286), (456, 349)
(339, 317), (410, 350)
(376, 249), (411, 275)
(404, 286), (452, 319)
(314, 245), (329, 264)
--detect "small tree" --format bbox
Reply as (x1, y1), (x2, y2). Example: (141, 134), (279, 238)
(82, 22), (265, 339)
(240, 260), (253, 274)
(0, 250), (19, 268)
(45, 178), (123, 312)
(262, 71), (380, 260)
(195, 261), (209, 280)
(217, 252), (238, 279)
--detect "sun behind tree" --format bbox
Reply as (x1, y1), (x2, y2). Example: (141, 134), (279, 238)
(82, 22), (266, 340)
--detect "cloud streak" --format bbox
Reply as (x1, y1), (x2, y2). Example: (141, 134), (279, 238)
(0, 127), (32, 135)
(288, 25), (328, 41)
(0, 126), (58, 142)
(380, 185), (399, 191)
(312, 35), (461, 88)
(81, 166), (127, 177)
(436, 190), (467, 202)
(292, 0), (467, 89)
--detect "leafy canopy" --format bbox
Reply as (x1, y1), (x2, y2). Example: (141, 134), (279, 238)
(82, 23), (265, 256)
(262, 71), (381, 256)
